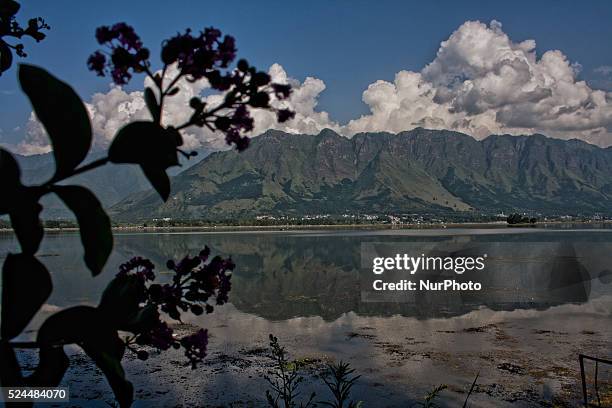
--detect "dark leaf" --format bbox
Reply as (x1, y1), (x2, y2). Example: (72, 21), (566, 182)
(0, 148), (20, 186)
(0, 341), (30, 406)
(141, 164), (170, 201)
(0, 148), (22, 214)
(26, 346), (69, 387)
(120, 304), (159, 334)
(108, 121), (179, 169)
(9, 195), (43, 255)
(0, 0), (20, 18)
(18, 64), (92, 179)
(38, 306), (133, 408)
(1, 254), (52, 339)
(0, 341), (22, 387)
(144, 87), (160, 123)
(98, 274), (145, 329)
(37, 306), (110, 345)
(53, 185), (112, 276)
(83, 339), (133, 408)
(0, 40), (12, 75)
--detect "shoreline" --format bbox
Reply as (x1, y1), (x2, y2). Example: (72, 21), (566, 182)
(0, 220), (611, 234)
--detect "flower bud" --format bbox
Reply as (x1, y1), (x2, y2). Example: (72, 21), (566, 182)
(190, 304), (204, 315)
(249, 92), (270, 108)
(237, 59), (249, 72)
(190, 98), (204, 112)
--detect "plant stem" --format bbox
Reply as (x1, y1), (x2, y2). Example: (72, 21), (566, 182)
(163, 73), (183, 96)
(175, 98), (238, 131)
(156, 71), (183, 125)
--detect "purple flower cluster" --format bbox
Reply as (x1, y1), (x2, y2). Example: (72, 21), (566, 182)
(8, 17), (49, 44)
(161, 28), (236, 79)
(181, 329), (209, 369)
(157, 246), (234, 316)
(144, 320), (175, 351)
(117, 247), (231, 368)
(87, 23), (150, 84)
(117, 256), (155, 282)
(187, 59), (295, 151)
(0, 2), (50, 74)
(87, 22), (295, 152)
(135, 321), (208, 368)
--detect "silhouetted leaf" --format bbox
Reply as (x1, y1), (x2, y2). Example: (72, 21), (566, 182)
(120, 304), (159, 334)
(0, 148), (20, 185)
(0, 340), (28, 406)
(108, 121), (180, 168)
(0, 148), (22, 214)
(108, 121), (181, 201)
(141, 164), (170, 201)
(53, 185), (112, 276)
(37, 306), (108, 345)
(18, 64), (92, 179)
(9, 194), (43, 255)
(2, 158), (44, 254)
(0, 0), (21, 18)
(0, 341), (22, 387)
(144, 87), (160, 123)
(38, 306), (133, 408)
(98, 274), (145, 329)
(26, 346), (69, 387)
(0, 40), (12, 75)
(85, 342), (133, 408)
(1, 254), (52, 339)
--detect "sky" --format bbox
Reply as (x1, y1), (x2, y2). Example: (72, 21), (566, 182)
(3, 0), (612, 153)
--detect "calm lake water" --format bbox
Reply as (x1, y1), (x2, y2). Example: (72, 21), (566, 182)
(1, 227), (611, 407)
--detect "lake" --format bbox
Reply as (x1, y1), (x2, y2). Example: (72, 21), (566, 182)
(2, 227), (611, 407)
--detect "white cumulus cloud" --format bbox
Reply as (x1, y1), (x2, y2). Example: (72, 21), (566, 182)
(250, 63), (340, 135)
(15, 64), (340, 155)
(14, 19), (612, 154)
(346, 20), (612, 145)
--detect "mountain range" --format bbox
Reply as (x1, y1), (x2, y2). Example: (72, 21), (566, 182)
(109, 128), (612, 221)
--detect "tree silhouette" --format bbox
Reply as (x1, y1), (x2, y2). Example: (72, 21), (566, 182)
(0, 7), (294, 407)
(0, 0), (49, 75)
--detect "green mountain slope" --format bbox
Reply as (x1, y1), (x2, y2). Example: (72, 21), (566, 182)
(111, 128), (612, 220)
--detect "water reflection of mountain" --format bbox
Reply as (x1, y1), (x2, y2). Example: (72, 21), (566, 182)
(1, 230), (607, 319)
(108, 231), (606, 321)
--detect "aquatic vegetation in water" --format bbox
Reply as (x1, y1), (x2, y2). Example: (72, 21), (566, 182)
(415, 384), (447, 408)
(264, 334), (365, 408)
(319, 361), (363, 408)
(264, 334), (316, 408)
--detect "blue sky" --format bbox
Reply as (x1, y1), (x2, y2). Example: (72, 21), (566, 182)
(3, 0), (612, 149)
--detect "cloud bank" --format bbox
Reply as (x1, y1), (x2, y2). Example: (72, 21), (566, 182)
(15, 20), (612, 154)
(16, 63), (338, 154)
(345, 20), (612, 146)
